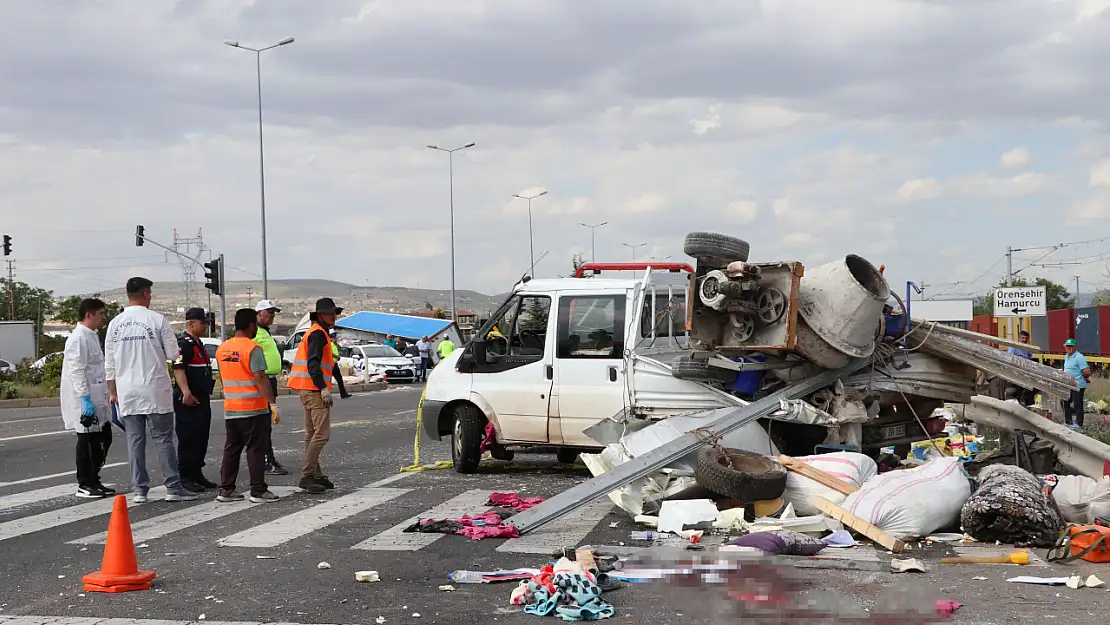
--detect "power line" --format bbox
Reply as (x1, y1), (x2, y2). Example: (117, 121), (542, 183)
(929, 255), (1006, 298)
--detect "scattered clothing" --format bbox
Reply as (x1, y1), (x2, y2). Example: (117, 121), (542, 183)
(511, 558), (613, 621)
(726, 530), (826, 556)
(961, 464), (1065, 548)
(404, 512), (520, 540)
(480, 422), (496, 454)
(489, 492), (545, 511)
(821, 530), (858, 548)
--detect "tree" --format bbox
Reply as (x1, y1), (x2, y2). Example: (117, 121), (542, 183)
(1091, 290), (1110, 307)
(978, 277), (1074, 315)
(431, 307), (447, 319)
(0, 281), (56, 336)
(52, 294), (122, 345)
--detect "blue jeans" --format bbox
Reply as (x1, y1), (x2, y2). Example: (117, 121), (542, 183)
(420, 356), (430, 381)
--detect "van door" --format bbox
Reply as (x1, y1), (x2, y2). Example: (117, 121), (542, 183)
(551, 291), (628, 446)
(468, 294), (554, 443)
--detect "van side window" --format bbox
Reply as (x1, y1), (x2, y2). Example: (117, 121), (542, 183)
(640, 293), (687, 338)
(557, 295), (625, 359)
(483, 295), (551, 360)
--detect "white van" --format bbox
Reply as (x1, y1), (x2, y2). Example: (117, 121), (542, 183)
(420, 264), (744, 473)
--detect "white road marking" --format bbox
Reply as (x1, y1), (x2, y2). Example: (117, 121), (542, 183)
(0, 415), (62, 424)
(217, 485), (410, 548)
(0, 487), (167, 543)
(498, 498), (614, 554)
(68, 486), (301, 545)
(368, 472), (414, 487)
(0, 484), (77, 512)
(0, 618), (337, 625)
(0, 430), (69, 442)
(350, 489), (491, 552)
(0, 463), (127, 489)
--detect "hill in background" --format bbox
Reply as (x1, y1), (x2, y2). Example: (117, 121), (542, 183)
(87, 279), (504, 326)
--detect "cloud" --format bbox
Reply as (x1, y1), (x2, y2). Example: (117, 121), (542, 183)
(1000, 147), (1033, 169)
(1, 0), (1108, 299)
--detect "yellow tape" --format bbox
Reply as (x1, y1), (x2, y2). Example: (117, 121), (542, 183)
(400, 385), (453, 473)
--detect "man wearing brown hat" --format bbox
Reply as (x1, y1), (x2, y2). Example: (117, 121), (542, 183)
(287, 297), (343, 493)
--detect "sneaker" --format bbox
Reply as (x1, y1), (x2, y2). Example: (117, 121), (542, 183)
(181, 480), (207, 494)
(196, 475), (219, 489)
(315, 475), (335, 490)
(298, 476), (326, 494)
(76, 486), (106, 499)
(96, 483), (117, 495)
(165, 491), (199, 502)
(216, 489), (244, 502)
(266, 463), (289, 476)
(133, 491), (149, 504)
(249, 490), (280, 503)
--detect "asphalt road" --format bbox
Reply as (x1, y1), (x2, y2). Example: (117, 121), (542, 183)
(1, 386), (1107, 624)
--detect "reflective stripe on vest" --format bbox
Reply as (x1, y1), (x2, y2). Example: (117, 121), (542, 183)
(215, 337), (269, 417)
(287, 323), (334, 392)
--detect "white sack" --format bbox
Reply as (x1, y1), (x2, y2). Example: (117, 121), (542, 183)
(782, 452), (877, 516)
(841, 457), (971, 540)
(1045, 474), (1110, 524)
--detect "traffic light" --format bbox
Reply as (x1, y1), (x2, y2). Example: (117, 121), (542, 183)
(135, 225), (144, 247)
(206, 311), (216, 337)
(2, 235), (10, 256)
(203, 258), (222, 295)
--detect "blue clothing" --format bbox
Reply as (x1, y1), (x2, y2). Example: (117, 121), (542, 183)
(1006, 346), (1034, 360)
(1064, 351), (1090, 389)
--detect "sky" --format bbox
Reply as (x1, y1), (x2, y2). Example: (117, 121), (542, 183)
(3, 0), (1110, 301)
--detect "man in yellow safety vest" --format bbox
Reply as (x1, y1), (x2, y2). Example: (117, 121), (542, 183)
(253, 300), (288, 476)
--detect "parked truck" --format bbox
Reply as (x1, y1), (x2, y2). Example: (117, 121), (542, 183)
(0, 321), (37, 367)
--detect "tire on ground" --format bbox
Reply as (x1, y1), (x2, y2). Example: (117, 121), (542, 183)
(683, 231), (751, 265)
(557, 448), (580, 464)
(693, 447), (787, 501)
(671, 356), (739, 384)
(451, 404), (486, 474)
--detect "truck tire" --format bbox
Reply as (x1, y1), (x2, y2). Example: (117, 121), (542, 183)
(671, 356), (738, 385)
(556, 448), (580, 464)
(451, 404), (485, 474)
(684, 232), (751, 265)
(694, 447), (787, 501)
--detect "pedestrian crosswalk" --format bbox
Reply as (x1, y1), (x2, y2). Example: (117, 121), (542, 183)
(0, 470), (619, 555)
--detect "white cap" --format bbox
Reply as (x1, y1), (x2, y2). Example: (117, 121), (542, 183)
(255, 299), (281, 312)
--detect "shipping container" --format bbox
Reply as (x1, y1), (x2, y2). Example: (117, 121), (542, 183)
(1074, 307), (1100, 355)
(1030, 315), (1049, 352)
(1098, 306), (1110, 356)
(1047, 308), (1076, 351)
(994, 316), (1030, 342)
(970, 314), (994, 336)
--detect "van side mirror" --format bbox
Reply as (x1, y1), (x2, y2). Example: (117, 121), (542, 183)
(470, 339), (487, 365)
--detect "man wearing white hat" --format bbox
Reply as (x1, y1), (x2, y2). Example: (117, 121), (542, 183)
(253, 300), (288, 475)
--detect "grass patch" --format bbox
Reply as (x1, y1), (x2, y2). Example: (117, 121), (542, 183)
(1086, 377), (1110, 404)
(14, 383), (54, 399)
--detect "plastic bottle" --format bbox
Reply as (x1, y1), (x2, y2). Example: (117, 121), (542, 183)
(629, 531), (657, 541)
(447, 570), (487, 584)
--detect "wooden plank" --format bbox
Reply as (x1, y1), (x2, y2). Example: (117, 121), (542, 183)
(911, 318), (1042, 352)
(813, 496), (906, 554)
(778, 455), (859, 496)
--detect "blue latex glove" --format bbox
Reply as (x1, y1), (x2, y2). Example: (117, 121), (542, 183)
(80, 396), (97, 417)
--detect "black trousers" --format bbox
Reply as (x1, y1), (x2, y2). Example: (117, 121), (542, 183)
(220, 413), (271, 496)
(333, 366), (348, 396)
(1065, 388), (1086, 427)
(174, 393), (213, 480)
(76, 427), (113, 488)
(264, 377), (279, 467)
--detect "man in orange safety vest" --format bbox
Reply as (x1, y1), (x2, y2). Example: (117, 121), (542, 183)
(287, 297), (343, 494)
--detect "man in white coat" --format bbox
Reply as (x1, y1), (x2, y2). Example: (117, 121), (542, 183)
(61, 298), (114, 498)
(105, 277), (197, 503)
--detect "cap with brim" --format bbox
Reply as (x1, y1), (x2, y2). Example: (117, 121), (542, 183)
(255, 299), (282, 313)
(185, 307), (207, 321)
(1065, 338), (1077, 347)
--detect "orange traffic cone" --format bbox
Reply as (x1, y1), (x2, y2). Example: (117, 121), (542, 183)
(82, 494), (156, 593)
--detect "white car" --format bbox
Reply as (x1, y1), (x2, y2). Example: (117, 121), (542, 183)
(0, 358), (15, 374)
(420, 268), (746, 473)
(348, 344), (417, 383)
(30, 352), (63, 370)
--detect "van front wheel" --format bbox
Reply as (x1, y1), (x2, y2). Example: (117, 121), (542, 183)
(451, 405), (485, 474)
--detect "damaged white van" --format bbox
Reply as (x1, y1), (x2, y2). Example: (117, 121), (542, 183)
(419, 261), (760, 473)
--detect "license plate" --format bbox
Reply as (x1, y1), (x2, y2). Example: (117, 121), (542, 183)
(880, 424), (907, 440)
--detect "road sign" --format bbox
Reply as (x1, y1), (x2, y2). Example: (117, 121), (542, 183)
(993, 286), (1046, 317)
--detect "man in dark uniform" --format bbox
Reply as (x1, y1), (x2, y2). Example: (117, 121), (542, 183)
(173, 307), (217, 493)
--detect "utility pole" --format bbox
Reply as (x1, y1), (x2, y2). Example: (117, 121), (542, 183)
(6, 259), (14, 320)
(137, 226), (227, 340)
(1006, 245), (1013, 286)
(1076, 275), (1081, 307)
(246, 285), (254, 303)
(171, 228), (207, 307)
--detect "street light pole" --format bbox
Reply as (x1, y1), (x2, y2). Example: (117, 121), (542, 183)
(578, 221), (608, 262)
(427, 142), (476, 321)
(223, 37), (295, 300)
(622, 242), (647, 261)
(513, 190), (548, 276)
